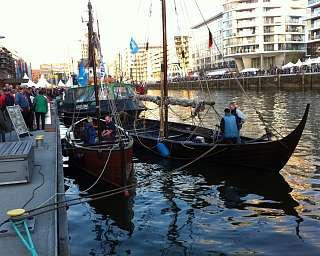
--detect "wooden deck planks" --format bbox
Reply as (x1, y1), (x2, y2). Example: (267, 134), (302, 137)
(0, 141), (33, 159)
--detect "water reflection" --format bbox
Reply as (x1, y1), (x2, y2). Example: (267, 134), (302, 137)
(64, 163), (135, 233)
(63, 88), (320, 255)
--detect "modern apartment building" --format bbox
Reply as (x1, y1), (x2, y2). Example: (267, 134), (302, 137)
(40, 63), (71, 83)
(223, 0), (306, 70)
(31, 69), (41, 83)
(174, 36), (191, 73)
(111, 42), (183, 83)
(306, 0), (320, 56)
(191, 12), (235, 72)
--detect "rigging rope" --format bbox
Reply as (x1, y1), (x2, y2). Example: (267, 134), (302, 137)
(193, 0), (282, 137)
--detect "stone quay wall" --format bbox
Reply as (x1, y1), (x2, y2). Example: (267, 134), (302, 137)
(147, 73), (320, 90)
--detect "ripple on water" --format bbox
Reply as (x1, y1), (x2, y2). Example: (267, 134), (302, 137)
(64, 88), (320, 255)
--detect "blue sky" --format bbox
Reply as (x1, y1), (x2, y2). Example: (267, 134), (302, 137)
(0, 0), (222, 68)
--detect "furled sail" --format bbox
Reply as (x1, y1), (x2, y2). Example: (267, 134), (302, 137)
(136, 95), (215, 107)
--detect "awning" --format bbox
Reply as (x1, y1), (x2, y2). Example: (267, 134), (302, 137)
(240, 68), (259, 73)
(206, 69), (227, 76)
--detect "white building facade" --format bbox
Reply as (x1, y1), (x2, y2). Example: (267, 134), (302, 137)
(223, 0), (307, 70)
(191, 12), (236, 73)
(306, 0), (320, 56)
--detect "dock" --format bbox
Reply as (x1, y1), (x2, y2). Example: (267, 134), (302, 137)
(0, 104), (69, 255)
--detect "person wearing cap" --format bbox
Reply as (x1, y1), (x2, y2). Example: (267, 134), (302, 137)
(229, 101), (246, 130)
(220, 108), (239, 144)
(83, 117), (96, 144)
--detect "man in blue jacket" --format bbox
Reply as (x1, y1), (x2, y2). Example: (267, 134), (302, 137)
(220, 108), (239, 144)
(15, 86), (30, 128)
(83, 117), (97, 144)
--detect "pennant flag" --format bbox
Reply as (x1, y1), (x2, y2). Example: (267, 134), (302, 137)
(99, 55), (106, 78)
(78, 61), (88, 86)
(208, 29), (213, 48)
(130, 37), (139, 54)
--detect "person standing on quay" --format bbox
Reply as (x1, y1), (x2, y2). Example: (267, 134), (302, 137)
(0, 88), (7, 142)
(15, 86), (30, 127)
(33, 90), (48, 130)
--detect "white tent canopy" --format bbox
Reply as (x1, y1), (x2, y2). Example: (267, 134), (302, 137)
(282, 62), (295, 69)
(36, 74), (51, 88)
(240, 67), (259, 73)
(23, 73), (29, 80)
(303, 57), (312, 66)
(21, 73), (37, 87)
(58, 80), (65, 87)
(66, 76), (73, 87)
(27, 79), (37, 87)
(311, 57), (320, 64)
(295, 59), (303, 67)
(206, 69), (227, 76)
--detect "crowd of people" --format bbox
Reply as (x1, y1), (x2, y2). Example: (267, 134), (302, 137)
(0, 84), (55, 142)
(155, 64), (320, 83)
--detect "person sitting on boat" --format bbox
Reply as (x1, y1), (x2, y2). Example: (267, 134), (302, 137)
(220, 108), (239, 144)
(83, 117), (97, 145)
(102, 115), (116, 139)
(229, 102), (246, 130)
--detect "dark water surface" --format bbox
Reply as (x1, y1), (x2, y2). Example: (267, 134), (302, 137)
(62, 88), (320, 255)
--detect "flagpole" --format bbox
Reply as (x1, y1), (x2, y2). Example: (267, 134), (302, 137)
(160, 0), (168, 138)
(87, 0), (101, 142)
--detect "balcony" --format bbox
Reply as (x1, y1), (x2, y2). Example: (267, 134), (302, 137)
(310, 34), (320, 40)
(236, 11), (256, 19)
(237, 22), (256, 28)
(308, 0), (320, 7)
(278, 43), (306, 51)
(285, 19), (302, 24)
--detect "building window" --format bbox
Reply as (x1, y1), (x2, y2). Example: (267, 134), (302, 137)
(265, 56), (275, 68)
(264, 44), (274, 51)
(251, 58), (260, 68)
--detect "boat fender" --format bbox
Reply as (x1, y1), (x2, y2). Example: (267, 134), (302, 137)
(156, 142), (170, 157)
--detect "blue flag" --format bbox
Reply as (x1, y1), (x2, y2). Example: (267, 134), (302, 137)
(99, 55), (105, 78)
(78, 62), (88, 86)
(130, 37), (139, 54)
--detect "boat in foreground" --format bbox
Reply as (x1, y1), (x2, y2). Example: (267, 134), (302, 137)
(129, 104), (309, 173)
(65, 1), (133, 188)
(66, 118), (133, 187)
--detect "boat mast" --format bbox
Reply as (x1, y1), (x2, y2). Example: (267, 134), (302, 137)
(160, 0), (168, 138)
(87, 0), (101, 141)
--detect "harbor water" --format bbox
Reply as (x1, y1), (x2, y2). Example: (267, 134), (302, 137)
(61, 88), (320, 255)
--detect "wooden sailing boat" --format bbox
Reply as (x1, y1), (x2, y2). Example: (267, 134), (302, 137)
(129, 0), (310, 173)
(58, 8), (145, 127)
(65, 1), (133, 187)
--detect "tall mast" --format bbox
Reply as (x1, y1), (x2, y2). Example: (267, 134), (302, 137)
(87, 0), (101, 141)
(160, 0), (168, 138)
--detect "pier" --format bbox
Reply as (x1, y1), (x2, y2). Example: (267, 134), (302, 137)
(0, 104), (68, 256)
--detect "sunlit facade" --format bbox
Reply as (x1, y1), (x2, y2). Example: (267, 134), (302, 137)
(40, 63), (71, 83)
(306, 0), (320, 56)
(191, 12), (236, 72)
(223, 0), (307, 70)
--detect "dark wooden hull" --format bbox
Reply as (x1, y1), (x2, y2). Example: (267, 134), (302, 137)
(130, 104), (310, 173)
(67, 144), (133, 187)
